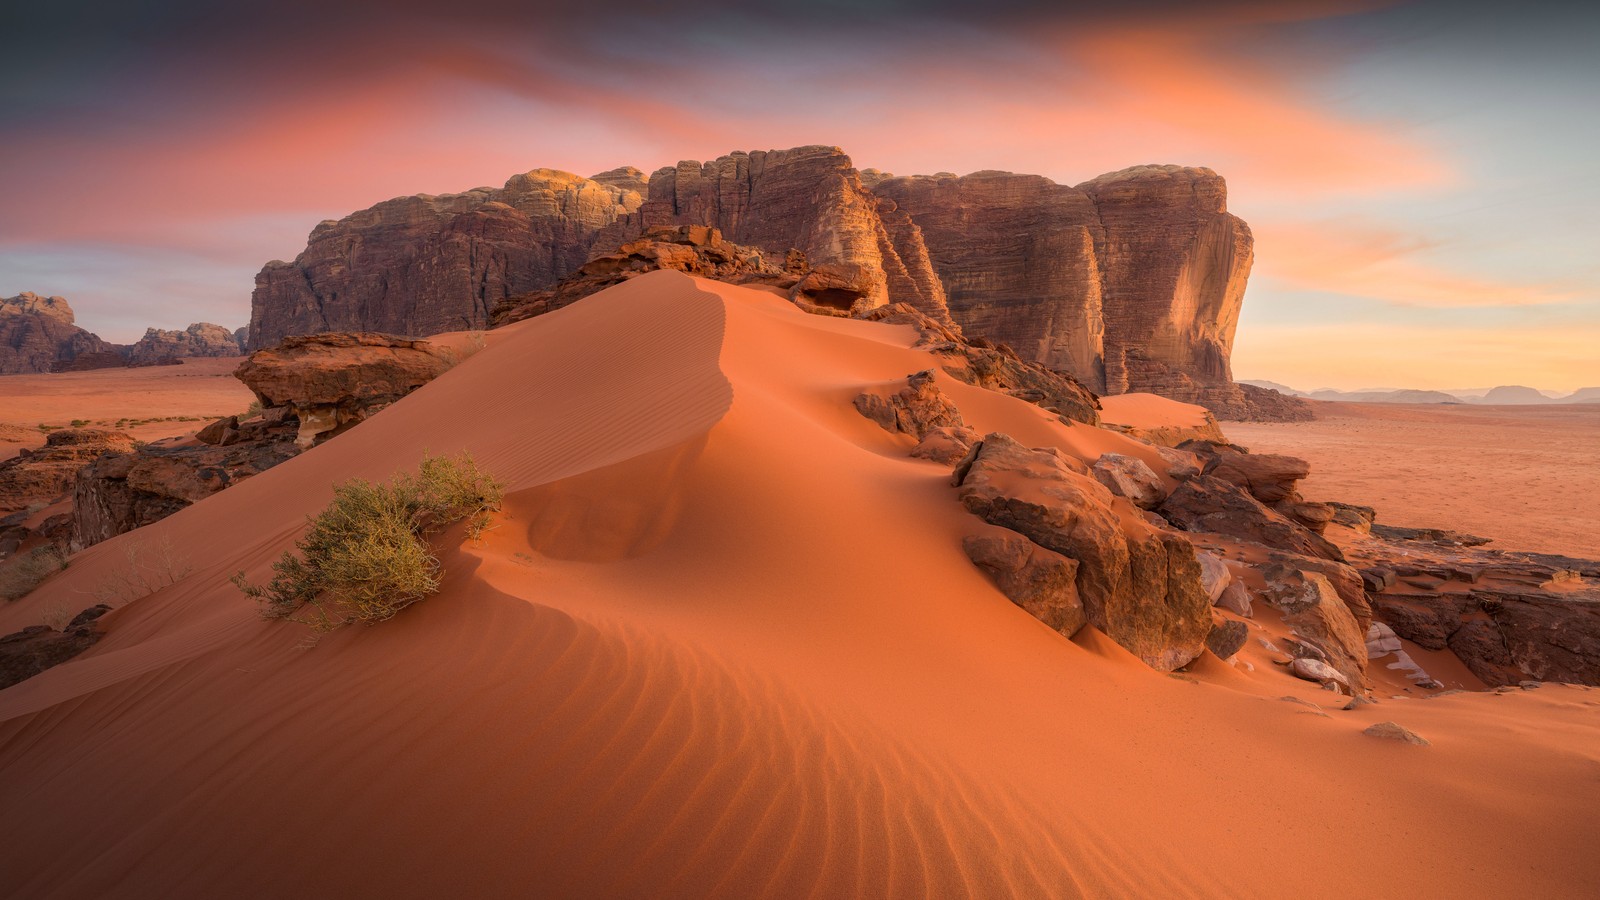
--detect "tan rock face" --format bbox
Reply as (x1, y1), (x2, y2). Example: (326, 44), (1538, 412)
(249, 146), (1303, 419)
(0, 293), (120, 374)
(126, 323), (244, 366)
(234, 333), (455, 447)
(953, 432), (1211, 670)
(0, 429), (135, 515)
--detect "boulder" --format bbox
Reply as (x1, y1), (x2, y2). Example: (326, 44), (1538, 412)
(961, 530), (1087, 636)
(953, 432), (1211, 670)
(1288, 657), (1349, 691)
(1216, 581), (1253, 617)
(1091, 454), (1166, 510)
(1159, 475), (1345, 562)
(0, 604), (110, 690)
(1205, 620), (1249, 659)
(1194, 550), (1232, 603)
(234, 333), (456, 447)
(1261, 565), (1368, 689)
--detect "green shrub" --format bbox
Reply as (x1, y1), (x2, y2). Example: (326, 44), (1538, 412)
(233, 451), (503, 631)
(0, 546), (69, 602)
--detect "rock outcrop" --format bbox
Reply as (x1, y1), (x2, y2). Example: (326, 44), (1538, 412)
(0, 429), (135, 517)
(953, 432), (1212, 670)
(249, 169), (647, 347)
(0, 293), (120, 374)
(0, 605), (110, 690)
(249, 146), (1307, 420)
(233, 333), (456, 447)
(126, 323), (245, 365)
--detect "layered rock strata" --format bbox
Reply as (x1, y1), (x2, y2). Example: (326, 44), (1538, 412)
(0, 293), (119, 374)
(249, 146), (1306, 420)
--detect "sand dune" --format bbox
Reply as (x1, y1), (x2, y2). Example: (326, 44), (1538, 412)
(2, 273), (1597, 898)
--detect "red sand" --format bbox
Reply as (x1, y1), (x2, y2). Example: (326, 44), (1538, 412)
(1230, 401), (1600, 558)
(1, 273), (1596, 897)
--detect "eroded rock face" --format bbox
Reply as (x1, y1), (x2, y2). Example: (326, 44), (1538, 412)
(1261, 565), (1369, 689)
(234, 333), (455, 447)
(1160, 476), (1344, 562)
(0, 429), (135, 516)
(250, 169), (645, 347)
(248, 146), (1304, 419)
(854, 370), (964, 441)
(0, 293), (120, 374)
(953, 432), (1211, 670)
(127, 323), (244, 365)
(962, 529), (1087, 636)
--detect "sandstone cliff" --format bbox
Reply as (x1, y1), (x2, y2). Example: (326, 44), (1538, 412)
(0, 293), (120, 374)
(126, 323), (245, 365)
(248, 147), (1306, 420)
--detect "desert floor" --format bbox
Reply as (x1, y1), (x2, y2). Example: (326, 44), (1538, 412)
(1229, 401), (1600, 559)
(0, 358), (252, 460)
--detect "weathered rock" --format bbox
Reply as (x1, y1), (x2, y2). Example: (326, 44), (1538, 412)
(910, 426), (980, 466)
(1194, 550), (1233, 603)
(0, 293), (121, 374)
(126, 323), (244, 365)
(251, 146), (1305, 419)
(0, 605), (110, 690)
(1159, 475), (1345, 562)
(195, 416), (239, 446)
(953, 432), (1211, 670)
(234, 333), (455, 447)
(1091, 453), (1166, 510)
(1288, 657), (1350, 690)
(962, 530), (1087, 636)
(854, 371), (964, 441)
(1155, 446), (1203, 481)
(0, 429), (135, 516)
(491, 225), (800, 327)
(1330, 502), (1376, 533)
(1206, 619), (1249, 659)
(1216, 581), (1253, 617)
(250, 168), (645, 346)
(1261, 565), (1368, 689)
(1363, 722), (1430, 746)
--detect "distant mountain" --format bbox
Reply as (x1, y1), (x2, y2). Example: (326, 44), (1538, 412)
(1305, 388), (1464, 404)
(1557, 386), (1600, 403)
(1239, 379), (1306, 396)
(1475, 385), (1556, 405)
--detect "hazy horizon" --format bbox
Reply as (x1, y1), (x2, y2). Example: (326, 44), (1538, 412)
(2, 0), (1596, 392)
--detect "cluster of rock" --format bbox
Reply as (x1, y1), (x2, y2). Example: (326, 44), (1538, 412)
(0, 429), (136, 553)
(249, 145), (1310, 420)
(1333, 508), (1600, 686)
(1, 291), (244, 374)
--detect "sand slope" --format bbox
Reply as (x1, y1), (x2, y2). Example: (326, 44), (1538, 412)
(2, 272), (1597, 898)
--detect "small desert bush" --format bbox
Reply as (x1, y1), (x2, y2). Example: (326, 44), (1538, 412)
(0, 546), (69, 602)
(233, 451), (503, 631)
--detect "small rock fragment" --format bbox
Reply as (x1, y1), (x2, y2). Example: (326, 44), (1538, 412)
(1363, 721), (1430, 746)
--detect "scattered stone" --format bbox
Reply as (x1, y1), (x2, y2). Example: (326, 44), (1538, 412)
(1091, 453), (1166, 510)
(1362, 721), (1430, 746)
(1205, 620), (1249, 659)
(1288, 657), (1350, 691)
(1520, 680), (1542, 690)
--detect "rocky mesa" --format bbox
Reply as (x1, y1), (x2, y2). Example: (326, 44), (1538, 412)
(249, 146), (1307, 420)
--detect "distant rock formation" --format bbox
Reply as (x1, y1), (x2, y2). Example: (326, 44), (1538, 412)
(126, 323), (245, 366)
(0, 293), (119, 374)
(249, 146), (1307, 420)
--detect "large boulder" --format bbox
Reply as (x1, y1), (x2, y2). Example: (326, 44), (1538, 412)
(952, 433), (1211, 670)
(1091, 453), (1166, 510)
(962, 530), (1087, 636)
(1260, 565), (1369, 690)
(234, 333), (455, 447)
(1159, 475), (1344, 562)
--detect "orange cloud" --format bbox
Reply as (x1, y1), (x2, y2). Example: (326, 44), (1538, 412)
(1255, 218), (1578, 308)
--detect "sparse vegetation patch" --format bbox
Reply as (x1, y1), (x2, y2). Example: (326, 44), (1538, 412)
(232, 452), (502, 631)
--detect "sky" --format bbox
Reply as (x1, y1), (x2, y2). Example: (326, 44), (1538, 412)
(1, 0), (1596, 392)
